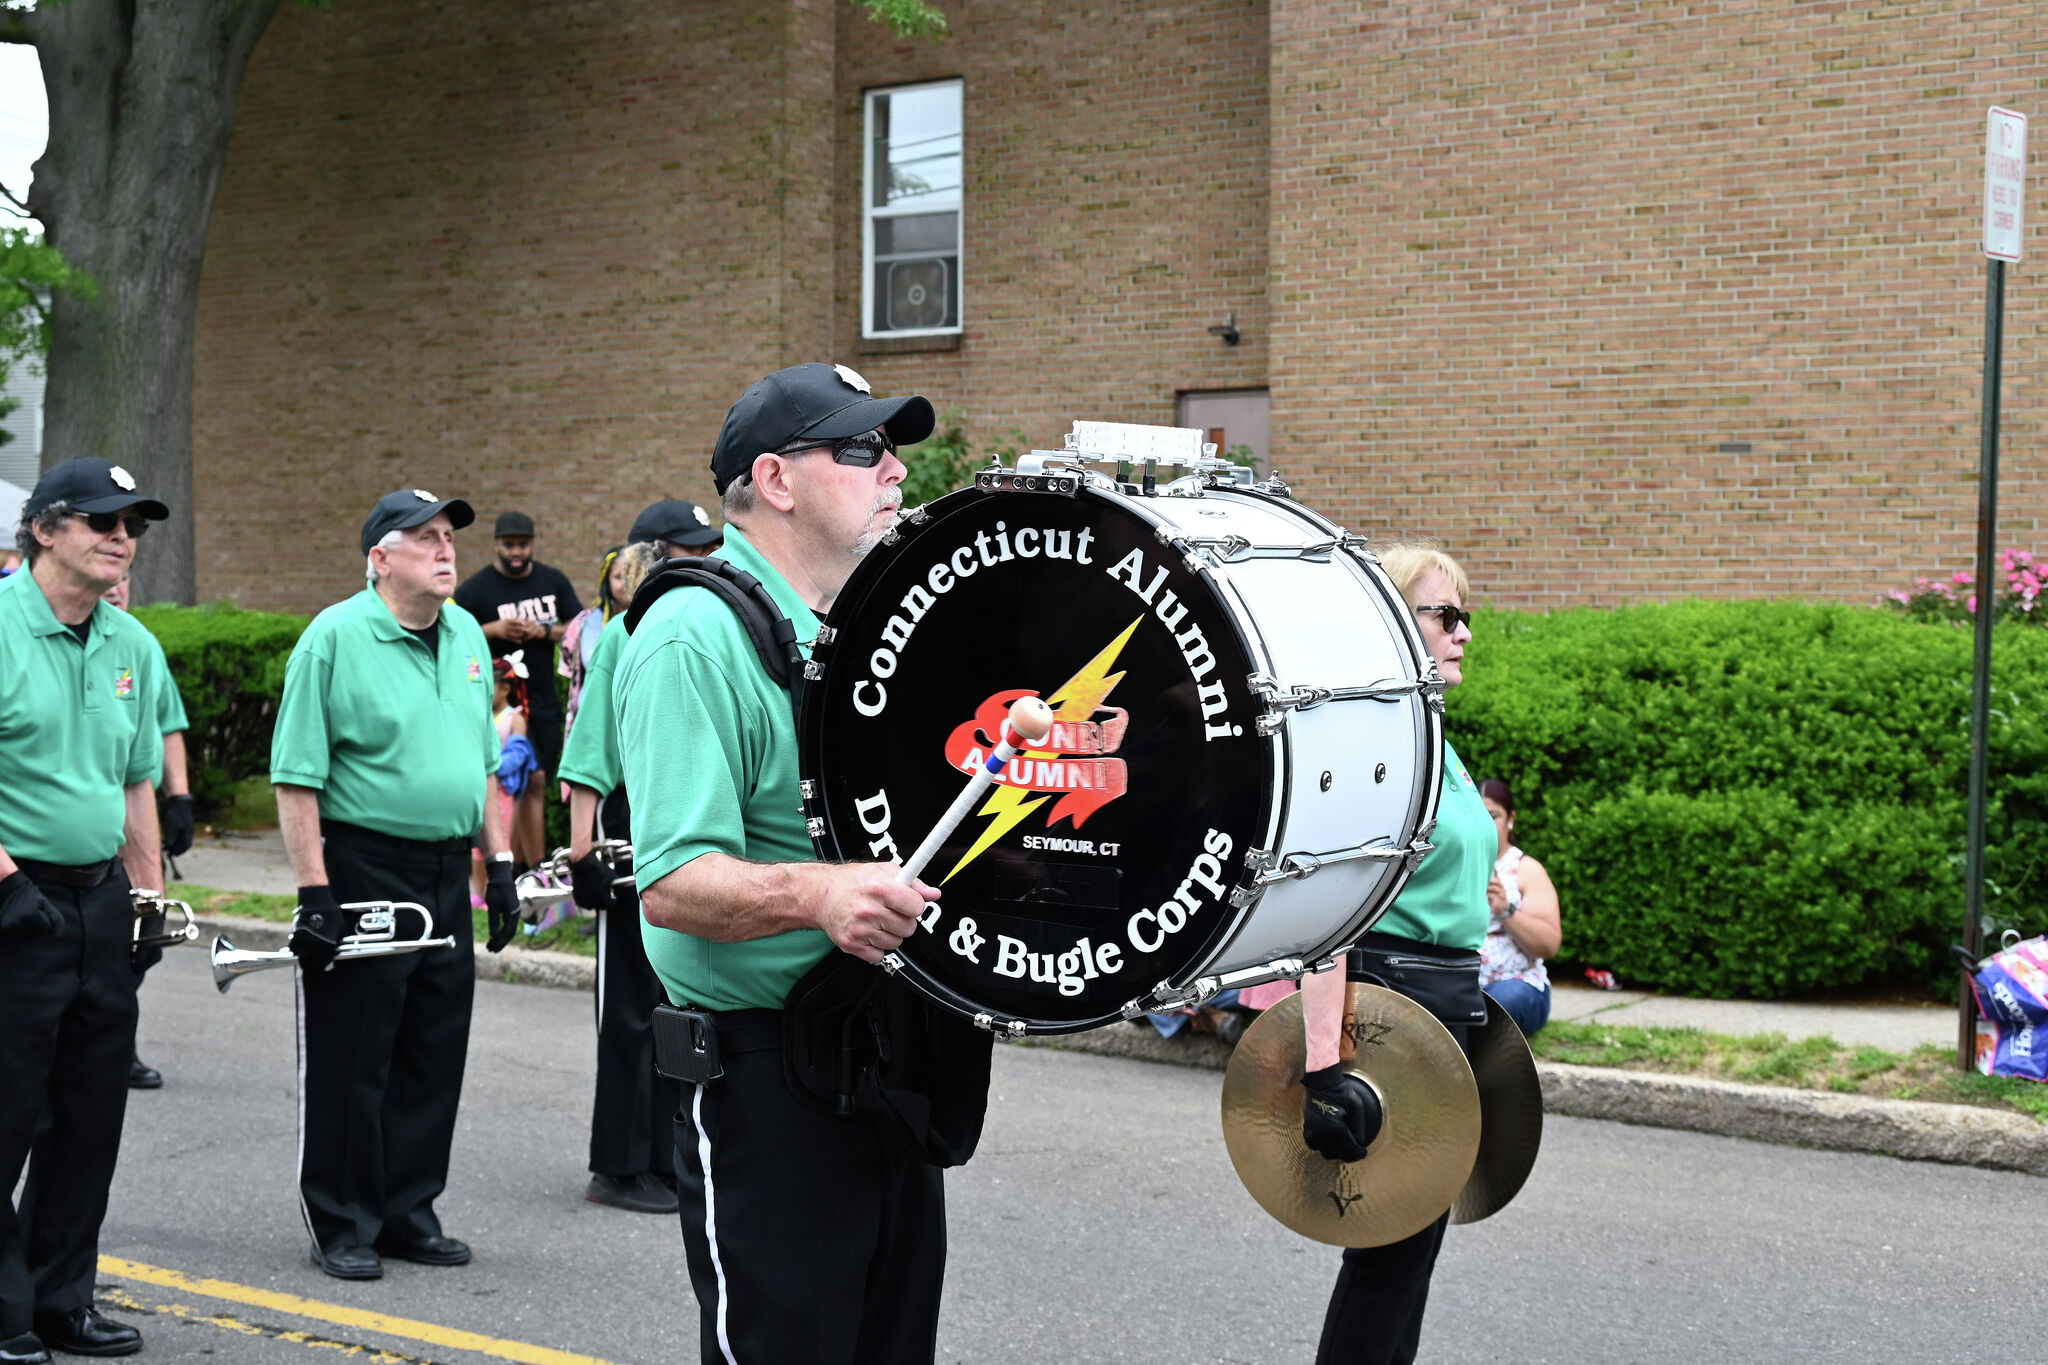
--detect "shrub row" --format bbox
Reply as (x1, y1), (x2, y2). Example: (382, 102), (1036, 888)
(1452, 601), (2048, 998)
(131, 603), (307, 815)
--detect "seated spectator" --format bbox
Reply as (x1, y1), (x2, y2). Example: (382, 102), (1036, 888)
(1478, 778), (1561, 1036)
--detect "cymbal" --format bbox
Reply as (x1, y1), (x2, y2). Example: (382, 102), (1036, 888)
(1221, 983), (1480, 1248)
(1449, 990), (1545, 1225)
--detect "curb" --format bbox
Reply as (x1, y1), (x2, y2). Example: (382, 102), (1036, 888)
(194, 915), (597, 992)
(1020, 1022), (2048, 1178)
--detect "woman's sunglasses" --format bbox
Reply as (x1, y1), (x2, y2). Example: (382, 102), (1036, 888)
(1414, 603), (1470, 633)
(73, 511), (151, 539)
(777, 431), (897, 468)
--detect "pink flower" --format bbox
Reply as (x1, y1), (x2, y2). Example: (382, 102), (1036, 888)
(1954, 570), (1975, 586)
(1967, 594), (1979, 614)
(1887, 590), (1910, 604)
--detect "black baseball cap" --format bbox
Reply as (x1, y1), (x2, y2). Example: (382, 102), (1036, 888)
(628, 499), (722, 548)
(709, 363), (935, 494)
(494, 511), (536, 539)
(360, 488), (476, 555)
(26, 458), (170, 521)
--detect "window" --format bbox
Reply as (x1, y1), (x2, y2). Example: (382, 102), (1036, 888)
(864, 80), (962, 337)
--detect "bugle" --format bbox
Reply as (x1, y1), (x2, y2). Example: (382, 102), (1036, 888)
(515, 839), (634, 922)
(131, 889), (199, 968)
(211, 900), (456, 994)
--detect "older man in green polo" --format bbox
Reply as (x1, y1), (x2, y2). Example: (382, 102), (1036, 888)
(269, 489), (517, 1282)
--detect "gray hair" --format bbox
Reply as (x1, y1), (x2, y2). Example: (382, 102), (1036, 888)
(721, 475), (758, 523)
(364, 528), (405, 583)
(15, 499), (71, 566)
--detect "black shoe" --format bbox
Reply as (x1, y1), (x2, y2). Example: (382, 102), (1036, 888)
(30, 1309), (139, 1358)
(126, 1059), (161, 1090)
(0, 1333), (50, 1365)
(585, 1172), (679, 1214)
(311, 1244), (383, 1280)
(374, 1234), (470, 1266)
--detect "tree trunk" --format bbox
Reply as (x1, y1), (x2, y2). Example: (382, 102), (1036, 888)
(20, 0), (282, 605)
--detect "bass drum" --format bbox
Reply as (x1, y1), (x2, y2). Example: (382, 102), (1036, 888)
(798, 471), (1442, 1035)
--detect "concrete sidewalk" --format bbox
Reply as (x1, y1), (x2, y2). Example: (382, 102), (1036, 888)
(172, 827), (296, 897)
(1547, 980), (1954, 1053)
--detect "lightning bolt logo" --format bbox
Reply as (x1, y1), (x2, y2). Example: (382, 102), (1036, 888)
(941, 617), (1143, 884)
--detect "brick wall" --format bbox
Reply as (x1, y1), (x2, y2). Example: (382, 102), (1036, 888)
(833, 0), (1271, 451)
(195, 0), (2043, 615)
(193, 0), (831, 610)
(1270, 0), (2047, 608)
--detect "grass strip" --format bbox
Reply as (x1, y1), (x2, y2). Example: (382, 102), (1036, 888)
(167, 882), (598, 958)
(1531, 1021), (2048, 1124)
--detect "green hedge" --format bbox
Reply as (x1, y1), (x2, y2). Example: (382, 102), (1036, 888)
(131, 603), (308, 815)
(1452, 602), (2048, 998)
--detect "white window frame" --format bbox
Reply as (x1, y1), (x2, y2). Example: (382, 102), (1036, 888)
(862, 78), (964, 340)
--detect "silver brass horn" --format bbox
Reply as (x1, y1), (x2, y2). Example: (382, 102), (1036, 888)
(211, 900), (456, 994)
(131, 889), (199, 968)
(516, 840), (634, 923)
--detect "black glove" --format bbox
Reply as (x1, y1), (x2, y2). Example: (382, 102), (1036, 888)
(132, 939), (164, 976)
(569, 850), (614, 913)
(484, 858), (520, 953)
(0, 871), (60, 942)
(1302, 1064), (1384, 1163)
(161, 794), (195, 858)
(289, 884), (344, 972)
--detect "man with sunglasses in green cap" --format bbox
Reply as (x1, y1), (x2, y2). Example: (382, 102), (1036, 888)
(0, 458), (173, 1362)
(616, 362), (962, 1362)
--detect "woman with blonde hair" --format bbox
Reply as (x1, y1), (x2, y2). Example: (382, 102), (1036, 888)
(1298, 539), (1495, 1365)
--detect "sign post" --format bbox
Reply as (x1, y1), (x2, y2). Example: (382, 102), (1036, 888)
(1961, 107), (2026, 1069)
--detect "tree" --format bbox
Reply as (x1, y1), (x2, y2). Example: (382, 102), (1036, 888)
(0, 0), (945, 603)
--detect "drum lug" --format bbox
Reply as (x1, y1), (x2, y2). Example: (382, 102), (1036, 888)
(971, 1012), (1028, 1040)
(805, 816), (826, 839)
(879, 952), (903, 975)
(800, 779), (816, 800)
(812, 625), (837, 648)
(901, 505), (930, 526)
(1253, 470), (1294, 500)
(1255, 712), (1286, 737)
(1141, 978), (1221, 1014)
(1254, 836), (1433, 886)
(802, 659), (824, 681)
(879, 524), (901, 546)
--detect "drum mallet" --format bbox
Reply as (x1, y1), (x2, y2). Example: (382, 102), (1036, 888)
(897, 695), (1056, 888)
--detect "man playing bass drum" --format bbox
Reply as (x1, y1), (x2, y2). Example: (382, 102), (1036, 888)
(614, 363), (955, 1362)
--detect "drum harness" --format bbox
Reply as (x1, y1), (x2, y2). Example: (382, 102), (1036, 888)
(620, 554), (994, 1166)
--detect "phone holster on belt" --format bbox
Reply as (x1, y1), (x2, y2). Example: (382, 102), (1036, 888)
(652, 1003), (724, 1083)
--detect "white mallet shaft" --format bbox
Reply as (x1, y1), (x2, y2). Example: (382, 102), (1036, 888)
(896, 695), (1056, 887)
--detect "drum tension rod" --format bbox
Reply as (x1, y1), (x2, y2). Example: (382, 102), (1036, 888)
(1247, 672), (1444, 714)
(1155, 528), (1372, 566)
(1253, 837), (1437, 886)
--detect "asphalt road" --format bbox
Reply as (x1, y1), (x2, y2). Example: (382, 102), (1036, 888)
(81, 947), (2039, 1364)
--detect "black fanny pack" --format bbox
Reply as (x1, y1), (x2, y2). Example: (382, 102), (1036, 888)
(781, 951), (994, 1169)
(1348, 931), (1488, 1029)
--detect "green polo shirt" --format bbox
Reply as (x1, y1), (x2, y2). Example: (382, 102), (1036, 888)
(557, 615), (628, 796)
(1371, 739), (1494, 951)
(0, 569), (167, 864)
(615, 526), (823, 1010)
(270, 589), (500, 841)
(141, 632), (189, 736)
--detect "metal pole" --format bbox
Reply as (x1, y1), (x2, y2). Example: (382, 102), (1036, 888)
(1960, 255), (2006, 1070)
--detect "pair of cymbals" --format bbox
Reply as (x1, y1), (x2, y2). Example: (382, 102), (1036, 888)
(1219, 982), (1541, 1247)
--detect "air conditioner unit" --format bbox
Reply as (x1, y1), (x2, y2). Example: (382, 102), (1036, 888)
(887, 258), (951, 331)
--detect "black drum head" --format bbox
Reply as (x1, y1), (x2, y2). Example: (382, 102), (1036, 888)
(800, 486), (1272, 1032)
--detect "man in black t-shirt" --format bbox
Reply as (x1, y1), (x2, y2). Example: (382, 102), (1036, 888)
(453, 511), (583, 867)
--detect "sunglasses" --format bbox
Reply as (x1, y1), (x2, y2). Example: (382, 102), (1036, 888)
(1414, 603), (1471, 633)
(73, 511), (151, 539)
(777, 431), (897, 468)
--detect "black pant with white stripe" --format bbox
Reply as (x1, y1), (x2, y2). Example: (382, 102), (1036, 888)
(0, 867), (136, 1337)
(590, 894), (680, 1179)
(672, 1015), (946, 1364)
(296, 822), (474, 1254)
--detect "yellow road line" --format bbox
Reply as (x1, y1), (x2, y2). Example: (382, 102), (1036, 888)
(99, 1257), (630, 1365)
